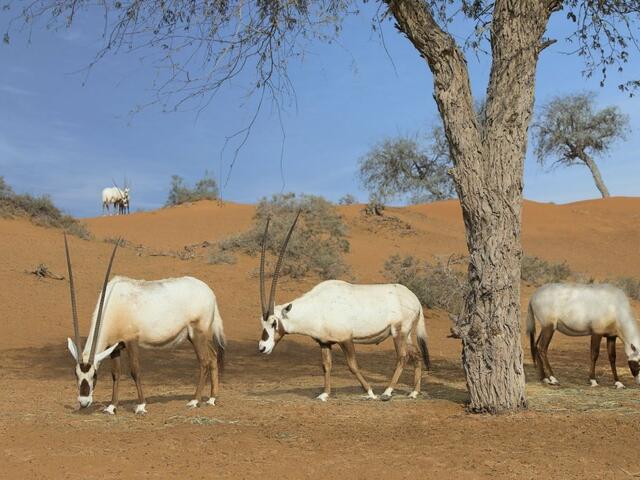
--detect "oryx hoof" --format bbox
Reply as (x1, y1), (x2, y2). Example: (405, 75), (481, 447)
(408, 391), (419, 399)
(615, 381), (625, 389)
(186, 399), (199, 408)
(205, 397), (216, 406)
(103, 404), (116, 415)
(380, 387), (393, 402)
(134, 403), (147, 415)
(548, 376), (560, 385)
(316, 393), (329, 402)
(590, 379), (599, 387)
(363, 390), (378, 400)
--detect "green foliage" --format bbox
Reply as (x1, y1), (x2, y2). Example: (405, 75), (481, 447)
(218, 193), (349, 279)
(383, 254), (468, 315)
(338, 194), (357, 205)
(0, 176), (90, 238)
(166, 172), (219, 206)
(359, 128), (455, 205)
(521, 255), (572, 286)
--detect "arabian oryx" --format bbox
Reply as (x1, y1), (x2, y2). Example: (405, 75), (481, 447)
(64, 234), (225, 414)
(101, 178), (130, 215)
(527, 283), (640, 388)
(257, 212), (430, 401)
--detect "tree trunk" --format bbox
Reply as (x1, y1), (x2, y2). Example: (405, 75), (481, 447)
(387, 0), (555, 412)
(580, 152), (610, 198)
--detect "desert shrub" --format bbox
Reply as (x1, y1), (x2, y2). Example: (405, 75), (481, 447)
(217, 192), (349, 279)
(338, 194), (357, 205)
(610, 277), (640, 301)
(0, 176), (90, 238)
(209, 248), (237, 265)
(166, 172), (219, 206)
(383, 254), (468, 315)
(521, 255), (571, 286)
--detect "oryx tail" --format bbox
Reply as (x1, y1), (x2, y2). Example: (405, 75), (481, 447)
(416, 305), (431, 370)
(527, 301), (537, 366)
(211, 304), (226, 372)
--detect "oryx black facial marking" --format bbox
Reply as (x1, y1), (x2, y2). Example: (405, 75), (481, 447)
(629, 360), (640, 378)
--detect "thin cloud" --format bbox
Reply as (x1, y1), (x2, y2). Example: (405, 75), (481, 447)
(0, 84), (36, 96)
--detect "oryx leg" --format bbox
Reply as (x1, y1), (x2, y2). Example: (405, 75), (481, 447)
(381, 334), (408, 401)
(207, 341), (219, 406)
(408, 342), (422, 399)
(589, 334), (602, 387)
(537, 326), (559, 385)
(317, 343), (332, 402)
(187, 330), (210, 408)
(339, 340), (376, 399)
(607, 336), (624, 388)
(104, 345), (122, 415)
(126, 340), (147, 414)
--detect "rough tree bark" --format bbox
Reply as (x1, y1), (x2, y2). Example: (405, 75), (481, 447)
(386, 0), (557, 412)
(580, 152), (611, 198)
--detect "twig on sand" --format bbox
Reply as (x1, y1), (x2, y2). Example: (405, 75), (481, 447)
(620, 468), (640, 478)
(26, 263), (64, 280)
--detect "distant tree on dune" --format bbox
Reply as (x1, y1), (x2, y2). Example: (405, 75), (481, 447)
(532, 93), (630, 198)
(359, 127), (455, 205)
(166, 172), (219, 206)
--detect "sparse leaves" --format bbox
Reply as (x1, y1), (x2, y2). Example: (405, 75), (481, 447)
(359, 127), (455, 205)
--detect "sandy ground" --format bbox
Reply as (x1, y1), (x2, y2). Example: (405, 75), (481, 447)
(2, 198), (640, 479)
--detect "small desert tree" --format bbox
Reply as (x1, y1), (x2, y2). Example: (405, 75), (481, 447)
(533, 93), (630, 198)
(359, 127), (455, 204)
(166, 172), (219, 206)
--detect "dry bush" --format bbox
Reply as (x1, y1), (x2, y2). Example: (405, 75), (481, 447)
(216, 193), (349, 279)
(165, 172), (219, 206)
(383, 254), (468, 315)
(0, 176), (90, 239)
(209, 248), (237, 265)
(610, 277), (640, 301)
(521, 255), (571, 286)
(338, 194), (357, 205)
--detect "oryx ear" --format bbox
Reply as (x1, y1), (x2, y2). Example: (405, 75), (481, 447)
(67, 338), (80, 363)
(94, 343), (119, 365)
(632, 344), (638, 353)
(283, 303), (293, 314)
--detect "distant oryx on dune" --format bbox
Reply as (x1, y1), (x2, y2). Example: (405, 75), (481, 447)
(257, 212), (430, 401)
(527, 283), (640, 388)
(64, 234), (225, 414)
(101, 178), (130, 215)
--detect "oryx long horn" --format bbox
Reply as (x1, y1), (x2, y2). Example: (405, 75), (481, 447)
(259, 216), (271, 319)
(267, 210), (301, 315)
(88, 239), (120, 364)
(64, 233), (82, 362)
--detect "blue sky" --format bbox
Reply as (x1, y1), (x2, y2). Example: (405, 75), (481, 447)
(1, 5), (639, 217)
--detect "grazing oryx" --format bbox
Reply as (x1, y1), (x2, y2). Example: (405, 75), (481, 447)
(527, 283), (640, 388)
(64, 234), (225, 414)
(257, 213), (430, 401)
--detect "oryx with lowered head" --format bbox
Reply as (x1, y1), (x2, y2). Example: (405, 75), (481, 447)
(527, 282), (640, 388)
(64, 234), (225, 414)
(257, 212), (430, 401)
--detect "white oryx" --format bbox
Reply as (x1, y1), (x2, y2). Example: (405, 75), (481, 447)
(257, 213), (430, 401)
(527, 283), (640, 388)
(101, 179), (130, 215)
(64, 234), (225, 414)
